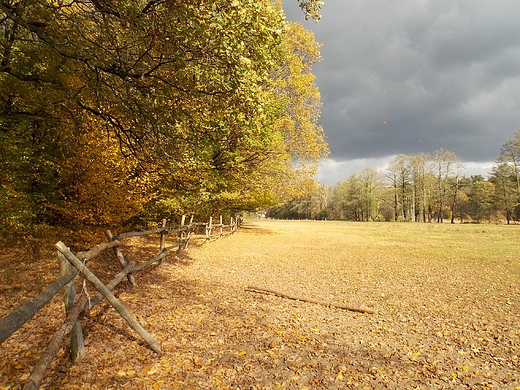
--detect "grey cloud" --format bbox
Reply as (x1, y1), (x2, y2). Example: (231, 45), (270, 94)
(283, 0), (520, 168)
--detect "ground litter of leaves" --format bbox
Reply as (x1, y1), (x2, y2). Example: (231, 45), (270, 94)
(1, 220), (519, 389)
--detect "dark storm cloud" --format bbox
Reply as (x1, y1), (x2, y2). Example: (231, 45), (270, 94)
(283, 0), (520, 182)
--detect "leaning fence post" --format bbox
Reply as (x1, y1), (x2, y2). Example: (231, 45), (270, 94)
(56, 242), (161, 354)
(178, 215), (186, 254)
(105, 230), (137, 287)
(184, 215), (194, 250)
(233, 215), (238, 233)
(206, 217), (213, 242)
(58, 252), (85, 361)
(158, 219), (167, 264)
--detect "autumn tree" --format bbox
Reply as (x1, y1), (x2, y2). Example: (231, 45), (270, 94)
(357, 168), (383, 221)
(465, 176), (495, 222)
(432, 149), (464, 223)
(267, 20), (328, 201)
(331, 175), (365, 221)
(387, 155), (412, 221)
(273, 149), (520, 225)
(490, 164), (518, 223)
(1, 0), (328, 230)
(408, 153), (431, 222)
(297, 0), (324, 20)
(149, 18), (329, 218)
(490, 129), (520, 223)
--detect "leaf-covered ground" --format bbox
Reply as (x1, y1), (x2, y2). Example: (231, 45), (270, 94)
(1, 220), (519, 389)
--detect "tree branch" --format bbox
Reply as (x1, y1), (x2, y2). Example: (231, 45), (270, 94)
(246, 286), (375, 314)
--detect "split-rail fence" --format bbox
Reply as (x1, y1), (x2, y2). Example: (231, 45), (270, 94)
(0, 215), (241, 390)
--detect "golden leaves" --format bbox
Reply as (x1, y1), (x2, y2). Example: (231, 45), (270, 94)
(2, 221), (520, 388)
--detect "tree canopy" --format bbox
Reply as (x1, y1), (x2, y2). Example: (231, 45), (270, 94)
(0, 0), (327, 231)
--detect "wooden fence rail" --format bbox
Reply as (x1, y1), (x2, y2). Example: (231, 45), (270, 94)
(0, 215), (241, 390)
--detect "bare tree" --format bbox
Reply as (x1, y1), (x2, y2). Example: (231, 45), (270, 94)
(387, 155), (411, 221)
(409, 153), (431, 222)
(433, 149), (464, 223)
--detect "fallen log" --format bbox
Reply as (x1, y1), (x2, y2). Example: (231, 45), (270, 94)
(245, 286), (375, 314)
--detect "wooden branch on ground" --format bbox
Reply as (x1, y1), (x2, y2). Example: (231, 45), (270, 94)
(23, 293), (90, 390)
(245, 286), (375, 314)
(56, 242), (161, 354)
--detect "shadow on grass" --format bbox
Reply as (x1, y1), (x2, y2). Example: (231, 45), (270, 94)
(237, 222), (277, 235)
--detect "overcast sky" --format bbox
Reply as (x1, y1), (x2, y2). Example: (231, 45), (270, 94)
(282, 0), (520, 185)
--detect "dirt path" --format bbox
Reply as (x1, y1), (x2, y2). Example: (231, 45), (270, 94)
(1, 220), (519, 389)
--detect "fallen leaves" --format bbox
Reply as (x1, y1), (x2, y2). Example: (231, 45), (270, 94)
(1, 221), (520, 389)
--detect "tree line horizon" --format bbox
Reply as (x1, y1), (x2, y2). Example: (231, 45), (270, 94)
(268, 129), (520, 224)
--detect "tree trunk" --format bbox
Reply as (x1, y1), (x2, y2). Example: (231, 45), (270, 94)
(450, 177), (460, 224)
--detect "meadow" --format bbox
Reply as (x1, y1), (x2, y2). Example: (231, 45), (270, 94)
(1, 219), (519, 389)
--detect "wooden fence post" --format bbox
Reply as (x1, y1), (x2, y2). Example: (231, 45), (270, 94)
(158, 219), (167, 264)
(219, 215), (223, 239)
(56, 242), (161, 354)
(105, 230), (137, 287)
(178, 215), (186, 254)
(206, 217), (213, 242)
(58, 252), (85, 361)
(23, 293), (90, 390)
(230, 216), (234, 234)
(185, 215), (194, 250)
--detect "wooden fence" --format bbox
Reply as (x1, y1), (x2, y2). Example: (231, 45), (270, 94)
(0, 215), (241, 390)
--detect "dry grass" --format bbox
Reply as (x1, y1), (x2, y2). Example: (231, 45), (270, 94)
(1, 220), (519, 389)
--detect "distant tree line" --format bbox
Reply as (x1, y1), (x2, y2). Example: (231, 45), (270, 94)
(268, 130), (520, 224)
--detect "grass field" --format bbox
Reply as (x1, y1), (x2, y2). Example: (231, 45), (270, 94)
(1, 220), (519, 389)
